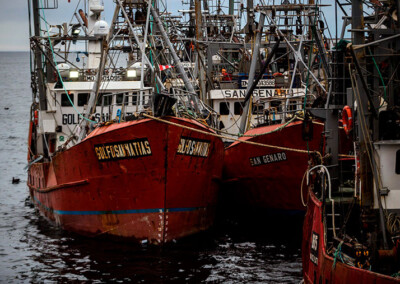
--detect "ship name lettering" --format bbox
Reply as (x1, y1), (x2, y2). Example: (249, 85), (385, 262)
(62, 113), (109, 125)
(177, 137), (210, 157)
(310, 253), (318, 265)
(241, 79), (275, 88)
(94, 138), (152, 162)
(249, 152), (287, 167)
(310, 232), (319, 265)
(222, 89), (274, 99)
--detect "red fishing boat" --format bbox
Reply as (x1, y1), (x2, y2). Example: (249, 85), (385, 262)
(223, 120), (324, 213)
(27, 0), (223, 243)
(207, 2), (335, 214)
(28, 117), (223, 243)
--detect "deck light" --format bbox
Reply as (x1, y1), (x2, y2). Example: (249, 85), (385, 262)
(69, 70), (79, 78)
(127, 69), (137, 78)
(72, 27), (81, 36)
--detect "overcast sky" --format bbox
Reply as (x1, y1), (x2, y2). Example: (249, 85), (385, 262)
(0, 0), (346, 52)
(0, 1), (30, 51)
(0, 0), (183, 51)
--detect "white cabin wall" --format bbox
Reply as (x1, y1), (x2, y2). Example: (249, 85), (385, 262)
(373, 141), (400, 211)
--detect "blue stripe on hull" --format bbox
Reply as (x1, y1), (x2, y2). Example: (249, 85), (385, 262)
(32, 196), (204, 216)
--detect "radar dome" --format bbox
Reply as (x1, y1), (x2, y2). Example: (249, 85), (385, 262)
(93, 20), (109, 37)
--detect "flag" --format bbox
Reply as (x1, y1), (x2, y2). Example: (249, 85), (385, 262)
(159, 65), (174, 71)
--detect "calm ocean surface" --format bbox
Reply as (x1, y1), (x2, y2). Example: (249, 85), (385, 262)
(0, 51), (302, 283)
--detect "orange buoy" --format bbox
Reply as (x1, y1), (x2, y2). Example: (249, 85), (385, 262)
(342, 105), (353, 135)
(34, 110), (39, 126)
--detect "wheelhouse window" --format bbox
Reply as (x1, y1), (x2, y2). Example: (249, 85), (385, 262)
(132, 92), (138, 105)
(78, 93), (90, 106)
(270, 100), (282, 112)
(252, 104), (264, 114)
(234, 102), (243, 115)
(219, 102), (230, 115)
(288, 100), (298, 111)
(96, 93), (112, 106)
(116, 93), (124, 106)
(61, 92), (74, 107)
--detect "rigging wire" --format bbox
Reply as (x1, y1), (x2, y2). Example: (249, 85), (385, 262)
(349, 64), (388, 220)
(38, 0), (96, 124)
(368, 47), (387, 106)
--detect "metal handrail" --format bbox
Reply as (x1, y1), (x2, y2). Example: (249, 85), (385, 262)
(99, 88), (153, 122)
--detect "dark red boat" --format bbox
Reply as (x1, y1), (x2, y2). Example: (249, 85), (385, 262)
(223, 120), (324, 213)
(28, 117), (224, 244)
(302, 186), (400, 284)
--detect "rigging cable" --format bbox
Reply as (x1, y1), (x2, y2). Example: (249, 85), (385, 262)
(368, 47), (387, 106)
(38, 0), (96, 123)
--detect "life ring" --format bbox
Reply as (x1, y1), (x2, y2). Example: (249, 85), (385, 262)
(342, 105), (353, 135)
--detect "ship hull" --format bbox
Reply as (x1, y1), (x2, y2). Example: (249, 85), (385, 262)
(28, 117), (224, 244)
(302, 190), (400, 284)
(223, 121), (324, 213)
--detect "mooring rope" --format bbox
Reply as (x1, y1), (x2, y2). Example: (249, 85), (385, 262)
(143, 114), (319, 155)
(203, 112), (300, 138)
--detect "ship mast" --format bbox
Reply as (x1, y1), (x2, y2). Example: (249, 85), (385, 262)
(78, 0), (199, 141)
(79, 0), (158, 141)
(78, 0), (114, 141)
(350, 0), (389, 249)
(312, 0), (392, 249)
(150, 5), (195, 94)
(238, 3), (265, 134)
(195, 0), (207, 103)
(31, 0), (47, 111)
